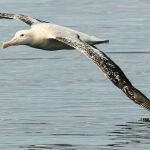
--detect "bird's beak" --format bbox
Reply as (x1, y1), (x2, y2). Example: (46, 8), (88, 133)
(2, 37), (18, 49)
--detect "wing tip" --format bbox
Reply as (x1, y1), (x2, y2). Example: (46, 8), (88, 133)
(95, 39), (109, 45)
(103, 39), (109, 44)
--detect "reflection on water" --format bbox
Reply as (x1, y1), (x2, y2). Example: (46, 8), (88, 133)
(21, 144), (77, 150)
(106, 118), (150, 149)
(20, 118), (150, 150)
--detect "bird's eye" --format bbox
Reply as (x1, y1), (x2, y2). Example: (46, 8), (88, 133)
(20, 34), (25, 37)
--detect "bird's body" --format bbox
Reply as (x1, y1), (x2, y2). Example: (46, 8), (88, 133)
(25, 23), (108, 50)
(0, 13), (150, 112)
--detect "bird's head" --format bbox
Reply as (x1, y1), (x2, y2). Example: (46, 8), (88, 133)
(2, 30), (32, 48)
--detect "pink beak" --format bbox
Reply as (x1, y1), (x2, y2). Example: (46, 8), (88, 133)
(2, 37), (18, 49)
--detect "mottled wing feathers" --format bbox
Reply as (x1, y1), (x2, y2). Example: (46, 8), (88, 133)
(0, 13), (48, 25)
(125, 87), (150, 111)
(56, 35), (150, 111)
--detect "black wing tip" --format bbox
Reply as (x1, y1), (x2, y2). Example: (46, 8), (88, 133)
(140, 101), (150, 112)
(104, 39), (109, 43)
(131, 87), (150, 112)
(0, 13), (14, 19)
(94, 39), (109, 45)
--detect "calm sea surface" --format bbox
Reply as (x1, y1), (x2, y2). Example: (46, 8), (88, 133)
(0, 0), (150, 150)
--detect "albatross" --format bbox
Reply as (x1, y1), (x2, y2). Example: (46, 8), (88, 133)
(0, 13), (150, 112)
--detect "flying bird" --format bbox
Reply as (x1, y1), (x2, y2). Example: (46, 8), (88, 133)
(0, 13), (150, 112)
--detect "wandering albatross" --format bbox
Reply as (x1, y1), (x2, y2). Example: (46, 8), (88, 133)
(0, 13), (150, 112)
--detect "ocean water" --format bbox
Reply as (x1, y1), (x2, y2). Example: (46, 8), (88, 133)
(0, 0), (150, 150)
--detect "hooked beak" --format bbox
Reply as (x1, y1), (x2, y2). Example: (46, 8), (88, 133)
(2, 37), (18, 49)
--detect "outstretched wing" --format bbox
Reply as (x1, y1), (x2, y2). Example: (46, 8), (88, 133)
(0, 13), (48, 26)
(55, 34), (150, 111)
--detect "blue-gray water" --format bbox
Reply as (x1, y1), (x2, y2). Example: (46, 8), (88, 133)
(0, 0), (150, 150)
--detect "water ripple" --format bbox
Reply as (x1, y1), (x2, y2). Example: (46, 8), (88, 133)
(105, 118), (150, 149)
